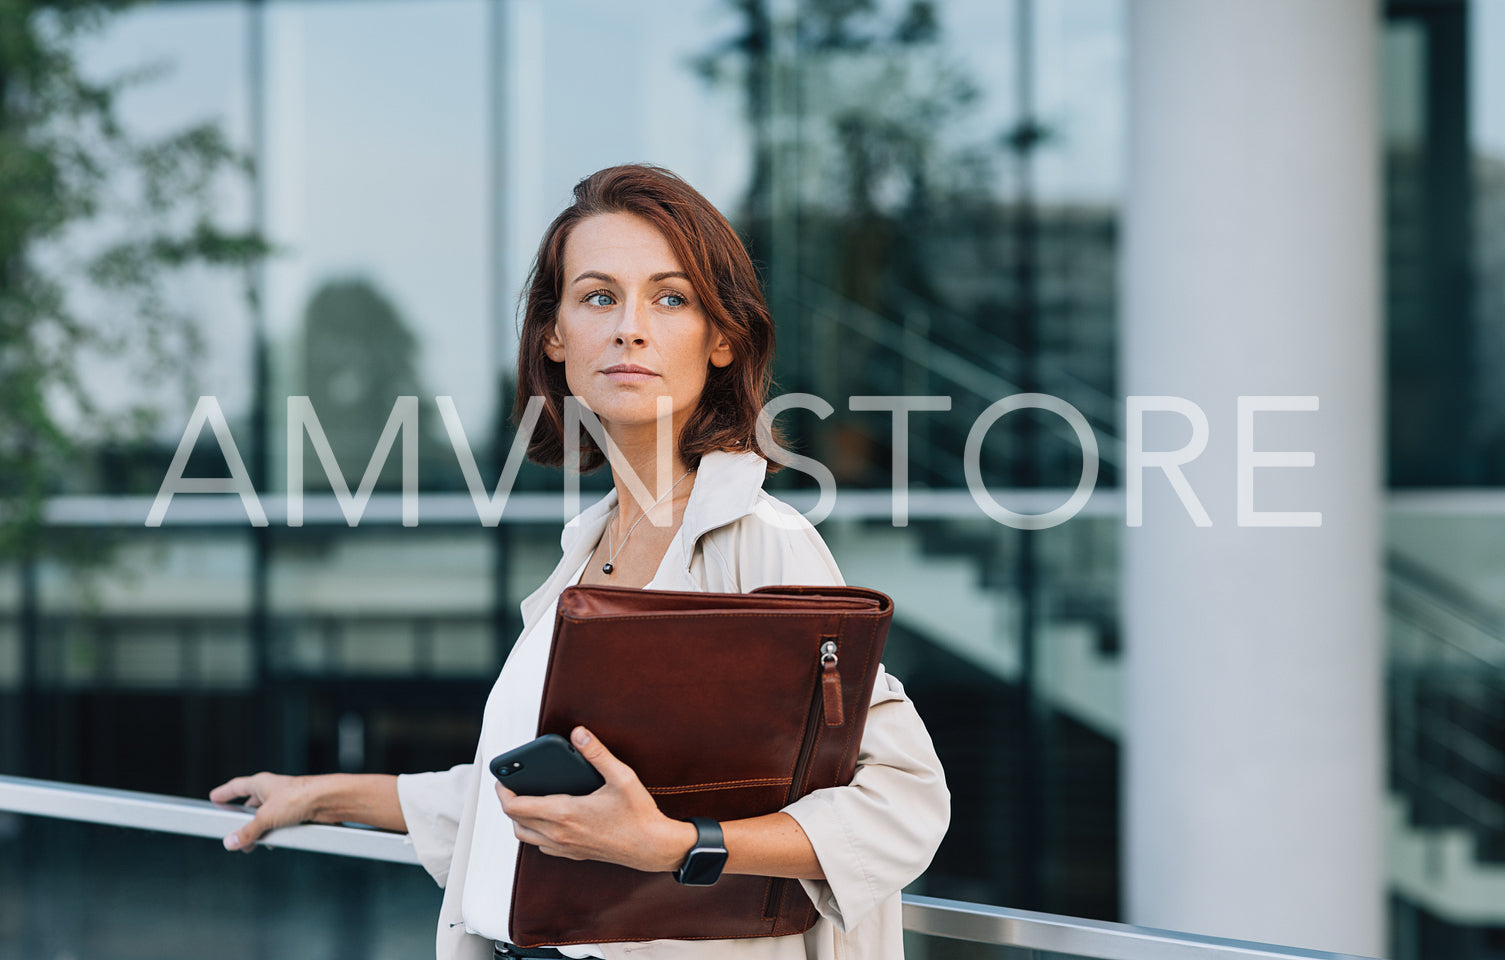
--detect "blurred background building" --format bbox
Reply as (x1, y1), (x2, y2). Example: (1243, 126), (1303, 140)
(0, 0), (1500, 958)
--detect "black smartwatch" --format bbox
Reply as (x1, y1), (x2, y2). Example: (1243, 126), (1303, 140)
(674, 817), (728, 886)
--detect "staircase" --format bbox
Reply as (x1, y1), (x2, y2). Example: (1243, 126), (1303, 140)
(821, 516), (1122, 918)
(1387, 552), (1505, 925)
(825, 517), (1505, 929)
(800, 280), (1505, 929)
(821, 519), (1121, 737)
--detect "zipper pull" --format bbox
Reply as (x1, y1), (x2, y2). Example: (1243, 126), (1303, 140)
(820, 640), (843, 726)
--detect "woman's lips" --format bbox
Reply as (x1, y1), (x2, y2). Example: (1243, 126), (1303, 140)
(602, 364), (658, 383)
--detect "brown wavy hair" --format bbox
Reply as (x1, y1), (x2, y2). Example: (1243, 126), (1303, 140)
(514, 164), (776, 472)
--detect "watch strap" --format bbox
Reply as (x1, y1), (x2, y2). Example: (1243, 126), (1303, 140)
(674, 817), (728, 886)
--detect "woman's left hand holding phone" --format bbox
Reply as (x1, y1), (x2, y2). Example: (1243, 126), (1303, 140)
(497, 726), (695, 873)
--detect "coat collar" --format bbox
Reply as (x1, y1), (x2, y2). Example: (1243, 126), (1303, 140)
(672, 449), (768, 560)
(519, 450), (769, 628)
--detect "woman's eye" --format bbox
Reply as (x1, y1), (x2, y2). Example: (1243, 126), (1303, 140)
(659, 293), (688, 308)
(584, 292), (615, 307)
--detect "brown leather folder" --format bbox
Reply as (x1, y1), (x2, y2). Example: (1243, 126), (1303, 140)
(508, 583), (893, 948)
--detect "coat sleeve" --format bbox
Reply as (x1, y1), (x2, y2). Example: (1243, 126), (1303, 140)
(703, 497), (952, 932)
(396, 763), (474, 887)
(781, 670), (949, 931)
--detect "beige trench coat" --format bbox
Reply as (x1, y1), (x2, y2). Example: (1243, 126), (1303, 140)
(396, 451), (951, 960)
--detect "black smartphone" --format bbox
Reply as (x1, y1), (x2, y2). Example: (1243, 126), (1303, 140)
(489, 733), (605, 796)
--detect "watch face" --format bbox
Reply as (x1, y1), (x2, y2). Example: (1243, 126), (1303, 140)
(678, 844), (729, 886)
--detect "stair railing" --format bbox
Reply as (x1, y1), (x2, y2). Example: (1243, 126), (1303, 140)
(796, 279), (1126, 471)
(1387, 552), (1505, 839)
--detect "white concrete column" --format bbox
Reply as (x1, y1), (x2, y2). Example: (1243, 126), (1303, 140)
(1122, 1), (1384, 956)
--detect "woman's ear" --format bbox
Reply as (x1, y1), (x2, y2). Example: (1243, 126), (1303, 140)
(543, 322), (566, 363)
(709, 335), (734, 369)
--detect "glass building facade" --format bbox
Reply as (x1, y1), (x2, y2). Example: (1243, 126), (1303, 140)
(0, 1), (1502, 958)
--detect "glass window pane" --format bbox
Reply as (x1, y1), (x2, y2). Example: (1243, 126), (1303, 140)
(54, 3), (254, 493)
(498, 0), (749, 370)
(1471, 0), (1505, 482)
(263, 0), (492, 492)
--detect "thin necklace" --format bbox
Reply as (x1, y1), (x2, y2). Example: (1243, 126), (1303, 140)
(602, 468), (694, 575)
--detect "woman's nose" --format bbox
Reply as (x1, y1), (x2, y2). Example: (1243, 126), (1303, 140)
(613, 297), (649, 345)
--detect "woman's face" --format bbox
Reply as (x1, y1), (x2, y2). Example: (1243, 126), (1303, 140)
(545, 212), (733, 439)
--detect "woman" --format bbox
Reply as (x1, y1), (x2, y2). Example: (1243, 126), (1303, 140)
(210, 165), (949, 960)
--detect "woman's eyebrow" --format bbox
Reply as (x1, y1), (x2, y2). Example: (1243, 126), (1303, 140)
(570, 270), (615, 286)
(570, 269), (690, 286)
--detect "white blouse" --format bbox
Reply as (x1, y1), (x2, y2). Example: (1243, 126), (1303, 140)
(460, 543), (683, 956)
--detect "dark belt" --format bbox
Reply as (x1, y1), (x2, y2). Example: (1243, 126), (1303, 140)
(494, 943), (566, 959)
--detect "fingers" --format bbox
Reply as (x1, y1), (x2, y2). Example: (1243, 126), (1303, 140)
(209, 776), (255, 804)
(509, 818), (550, 849)
(497, 789), (585, 861)
(223, 808), (273, 852)
(495, 782), (554, 822)
(211, 774), (259, 851)
(570, 727), (633, 786)
(210, 772), (296, 853)
(495, 784), (571, 840)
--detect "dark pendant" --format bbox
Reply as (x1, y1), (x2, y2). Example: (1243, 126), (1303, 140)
(602, 562), (614, 575)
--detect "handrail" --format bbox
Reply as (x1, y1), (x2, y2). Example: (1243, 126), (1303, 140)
(1386, 554), (1505, 847)
(1389, 550), (1505, 655)
(1390, 599), (1505, 671)
(0, 774), (418, 865)
(900, 896), (1376, 959)
(801, 283), (1127, 467)
(0, 774), (1380, 959)
(887, 282), (1121, 429)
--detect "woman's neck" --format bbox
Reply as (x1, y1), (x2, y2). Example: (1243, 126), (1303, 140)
(602, 427), (691, 528)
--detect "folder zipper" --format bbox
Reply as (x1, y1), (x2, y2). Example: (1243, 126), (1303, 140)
(819, 640), (844, 726)
(766, 638), (843, 920)
(791, 638), (841, 797)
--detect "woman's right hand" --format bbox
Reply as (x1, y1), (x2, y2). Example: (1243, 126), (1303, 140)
(209, 772), (326, 852)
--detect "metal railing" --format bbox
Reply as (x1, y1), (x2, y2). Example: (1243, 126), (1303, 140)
(799, 279), (1126, 470)
(0, 774), (1378, 960)
(1387, 552), (1505, 842)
